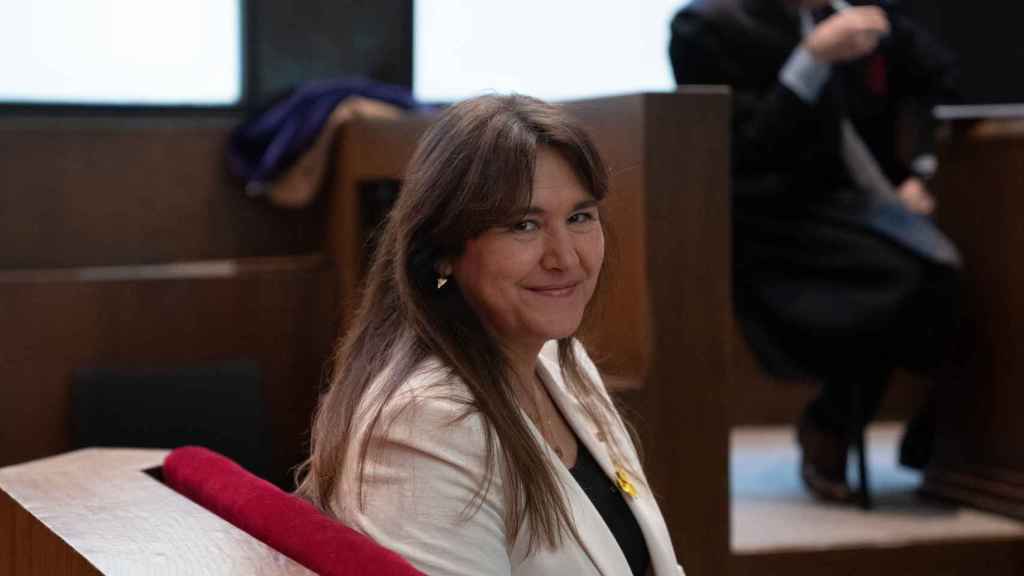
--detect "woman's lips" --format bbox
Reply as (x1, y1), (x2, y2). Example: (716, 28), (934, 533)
(526, 283), (579, 297)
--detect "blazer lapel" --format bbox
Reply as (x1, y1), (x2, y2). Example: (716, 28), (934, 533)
(518, 406), (628, 573)
(537, 355), (680, 576)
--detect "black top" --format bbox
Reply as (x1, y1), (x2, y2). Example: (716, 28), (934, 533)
(569, 443), (650, 576)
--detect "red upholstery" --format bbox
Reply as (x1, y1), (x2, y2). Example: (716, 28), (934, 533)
(164, 446), (423, 576)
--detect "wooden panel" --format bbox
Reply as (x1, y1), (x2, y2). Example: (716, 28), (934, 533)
(0, 488), (11, 574)
(0, 116), (322, 269)
(0, 449), (312, 575)
(627, 90), (732, 576)
(0, 255), (337, 488)
(327, 113), (435, 321)
(923, 116), (1024, 518)
(0, 489), (101, 576)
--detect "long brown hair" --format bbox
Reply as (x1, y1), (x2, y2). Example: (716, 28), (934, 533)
(295, 94), (624, 552)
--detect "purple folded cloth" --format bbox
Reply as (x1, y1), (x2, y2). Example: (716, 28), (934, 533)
(228, 78), (420, 194)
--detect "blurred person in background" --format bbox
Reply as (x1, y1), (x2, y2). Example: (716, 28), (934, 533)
(670, 0), (961, 504)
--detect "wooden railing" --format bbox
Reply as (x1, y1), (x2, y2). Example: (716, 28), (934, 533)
(923, 107), (1024, 520)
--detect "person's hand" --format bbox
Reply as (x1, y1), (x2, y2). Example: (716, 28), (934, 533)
(803, 6), (890, 63)
(897, 177), (935, 215)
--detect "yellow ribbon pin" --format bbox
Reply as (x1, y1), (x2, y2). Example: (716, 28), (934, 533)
(615, 467), (638, 498)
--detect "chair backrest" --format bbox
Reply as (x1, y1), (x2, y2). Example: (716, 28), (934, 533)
(163, 446), (423, 576)
(73, 360), (274, 481)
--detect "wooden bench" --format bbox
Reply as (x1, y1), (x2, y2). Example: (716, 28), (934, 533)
(0, 256), (336, 487)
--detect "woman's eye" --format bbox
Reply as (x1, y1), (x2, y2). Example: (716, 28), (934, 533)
(511, 219), (539, 232)
(568, 211), (597, 225)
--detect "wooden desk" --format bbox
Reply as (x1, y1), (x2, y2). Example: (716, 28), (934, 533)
(0, 448), (312, 575)
(326, 90), (733, 575)
(923, 107), (1024, 519)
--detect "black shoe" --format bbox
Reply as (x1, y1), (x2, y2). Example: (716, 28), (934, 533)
(797, 416), (854, 503)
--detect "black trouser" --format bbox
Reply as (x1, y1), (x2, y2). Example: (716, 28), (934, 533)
(734, 208), (961, 436)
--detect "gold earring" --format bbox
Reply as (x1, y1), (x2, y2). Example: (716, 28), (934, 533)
(436, 276), (449, 289)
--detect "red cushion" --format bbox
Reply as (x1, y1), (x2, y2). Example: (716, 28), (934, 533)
(164, 446), (423, 576)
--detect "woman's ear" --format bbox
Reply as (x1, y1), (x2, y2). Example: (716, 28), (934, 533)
(435, 260), (453, 290)
(436, 260), (453, 278)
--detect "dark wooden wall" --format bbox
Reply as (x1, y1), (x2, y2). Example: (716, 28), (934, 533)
(0, 257), (335, 487)
(0, 116), (321, 269)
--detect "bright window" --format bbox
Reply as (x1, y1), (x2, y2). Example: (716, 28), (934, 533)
(0, 0), (243, 106)
(414, 0), (688, 103)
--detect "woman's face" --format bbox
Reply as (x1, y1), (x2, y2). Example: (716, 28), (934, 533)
(450, 147), (605, 356)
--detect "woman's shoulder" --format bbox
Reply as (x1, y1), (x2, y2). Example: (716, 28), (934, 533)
(363, 356), (486, 450)
(338, 355), (496, 506)
(387, 356), (474, 410)
(335, 358), (509, 573)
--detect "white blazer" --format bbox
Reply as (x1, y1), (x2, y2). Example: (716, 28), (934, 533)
(333, 340), (685, 576)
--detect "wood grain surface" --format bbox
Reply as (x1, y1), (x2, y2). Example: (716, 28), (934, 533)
(0, 448), (313, 575)
(0, 116), (322, 270)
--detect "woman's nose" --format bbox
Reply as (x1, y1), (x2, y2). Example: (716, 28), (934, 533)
(540, 227), (579, 271)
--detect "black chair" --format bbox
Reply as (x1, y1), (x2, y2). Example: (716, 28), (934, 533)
(71, 359), (274, 482)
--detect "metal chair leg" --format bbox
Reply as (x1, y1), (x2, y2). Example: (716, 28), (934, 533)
(851, 383), (872, 510)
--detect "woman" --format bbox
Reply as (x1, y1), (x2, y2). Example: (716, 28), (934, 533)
(296, 95), (683, 575)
